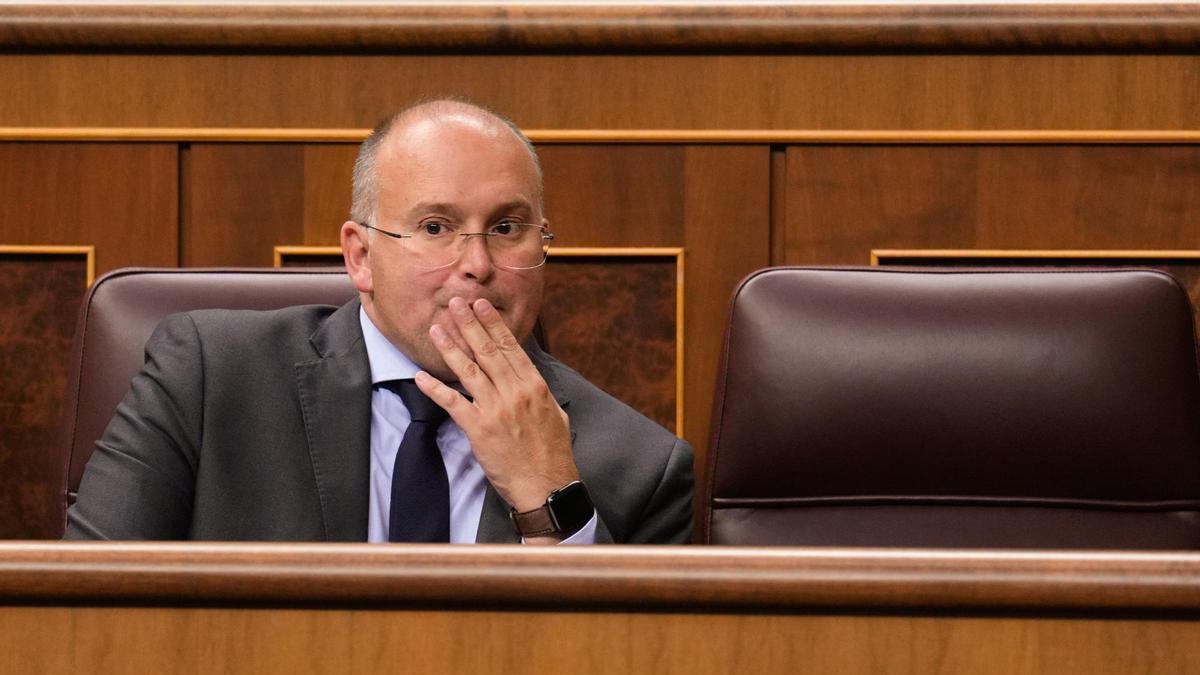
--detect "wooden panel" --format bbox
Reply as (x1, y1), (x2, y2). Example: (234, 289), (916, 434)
(5, 606), (1200, 675)
(302, 144), (357, 243)
(0, 251), (89, 538)
(185, 143), (352, 266)
(1, 55), (1198, 131)
(0, 143), (175, 539)
(184, 144), (304, 267)
(5, 544), (1200, 674)
(2, 3), (1199, 52)
(540, 144), (684, 247)
(781, 145), (1200, 265)
(683, 146), (771, 471)
(542, 252), (680, 433)
(0, 142), (178, 274)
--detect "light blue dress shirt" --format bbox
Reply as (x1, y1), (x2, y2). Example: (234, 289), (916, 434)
(361, 308), (596, 544)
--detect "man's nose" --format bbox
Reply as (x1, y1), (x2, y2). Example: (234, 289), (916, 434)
(456, 233), (494, 281)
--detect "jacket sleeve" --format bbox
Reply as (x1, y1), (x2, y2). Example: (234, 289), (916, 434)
(64, 313), (204, 540)
(623, 436), (695, 544)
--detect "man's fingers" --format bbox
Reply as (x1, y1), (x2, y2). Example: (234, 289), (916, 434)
(429, 323), (497, 403)
(471, 298), (541, 381)
(448, 296), (518, 387)
(413, 370), (474, 425)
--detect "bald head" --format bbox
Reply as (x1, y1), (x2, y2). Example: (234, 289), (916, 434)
(350, 100), (543, 225)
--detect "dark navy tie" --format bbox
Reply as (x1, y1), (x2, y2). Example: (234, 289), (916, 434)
(379, 379), (451, 542)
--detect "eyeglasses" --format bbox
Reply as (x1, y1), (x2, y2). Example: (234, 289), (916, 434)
(358, 219), (555, 270)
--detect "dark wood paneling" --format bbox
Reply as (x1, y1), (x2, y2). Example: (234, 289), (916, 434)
(782, 145), (1200, 265)
(2, 3), (1198, 52)
(542, 256), (677, 432)
(185, 144), (353, 266)
(0, 143), (178, 273)
(3, 55), (1198, 131)
(0, 143), (176, 539)
(302, 145), (357, 244)
(682, 146), (771, 463)
(184, 144), (305, 267)
(540, 145), (684, 247)
(0, 254), (87, 538)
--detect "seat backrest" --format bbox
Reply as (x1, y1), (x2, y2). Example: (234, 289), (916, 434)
(56, 267), (355, 535)
(701, 267), (1200, 548)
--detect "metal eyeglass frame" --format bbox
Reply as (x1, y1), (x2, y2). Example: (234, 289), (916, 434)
(357, 221), (555, 270)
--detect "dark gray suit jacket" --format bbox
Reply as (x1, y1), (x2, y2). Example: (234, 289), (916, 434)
(65, 299), (694, 543)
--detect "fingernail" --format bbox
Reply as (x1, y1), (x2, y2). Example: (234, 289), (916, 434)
(450, 297), (469, 315)
(415, 371), (429, 383)
(429, 324), (447, 342)
(475, 298), (494, 314)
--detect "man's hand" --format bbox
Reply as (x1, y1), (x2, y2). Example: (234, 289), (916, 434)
(414, 296), (581, 541)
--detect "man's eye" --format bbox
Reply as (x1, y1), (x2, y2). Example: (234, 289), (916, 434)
(419, 222), (448, 236)
(491, 220), (523, 236)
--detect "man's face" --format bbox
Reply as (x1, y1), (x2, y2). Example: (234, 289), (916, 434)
(353, 117), (546, 380)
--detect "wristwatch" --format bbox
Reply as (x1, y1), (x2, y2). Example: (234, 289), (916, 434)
(509, 480), (594, 538)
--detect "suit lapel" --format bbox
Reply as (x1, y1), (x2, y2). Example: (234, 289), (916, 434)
(295, 299), (372, 541)
(474, 343), (575, 543)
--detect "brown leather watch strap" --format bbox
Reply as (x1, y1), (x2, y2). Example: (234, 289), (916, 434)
(509, 505), (557, 538)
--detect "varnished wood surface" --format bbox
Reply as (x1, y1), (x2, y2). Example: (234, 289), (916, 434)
(4, 543), (1200, 613)
(3, 55), (1198, 131)
(6, 128), (1200, 143)
(0, 255), (87, 539)
(782, 144), (1200, 265)
(1, 3), (1199, 52)
(4, 606), (1200, 674)
(5, 545), (1200, 673)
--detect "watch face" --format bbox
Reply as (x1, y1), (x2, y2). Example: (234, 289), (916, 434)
(547, 481), (594, 534)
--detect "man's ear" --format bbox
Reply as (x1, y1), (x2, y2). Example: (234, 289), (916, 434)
(341, 220), (373, 293)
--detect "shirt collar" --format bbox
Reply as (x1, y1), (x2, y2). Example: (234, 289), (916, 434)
(359, 306), (422, 385)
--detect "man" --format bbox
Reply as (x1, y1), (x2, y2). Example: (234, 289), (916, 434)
(66, 100), (694, 544)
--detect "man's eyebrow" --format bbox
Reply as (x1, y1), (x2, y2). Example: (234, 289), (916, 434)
(492, 199), (535, 214)
(406, 201), (459, 217)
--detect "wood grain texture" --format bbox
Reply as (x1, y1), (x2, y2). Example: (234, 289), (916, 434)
(542, 256), (678, 432)
(1, 3), (1198, 52)
(3, 606), (1200, 675)
(0, 255), (87, 539)
(7, 129), (1200, 144)
(5, 544), (1200, 612)
(682, 146), (771, 475)
(0, 142), (178, 274)
(782, 145), (1200, 265)
(184, 144), (351, 266)
(2, 55), (1198, 131)
(0, 143), (176, 539)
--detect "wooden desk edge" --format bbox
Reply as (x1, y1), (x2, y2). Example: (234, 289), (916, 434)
(2, 543), (1200, 615)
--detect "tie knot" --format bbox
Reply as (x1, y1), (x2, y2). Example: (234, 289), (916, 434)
(379, 379), (449, 425)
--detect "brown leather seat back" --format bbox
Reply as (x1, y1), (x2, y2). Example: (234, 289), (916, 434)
(702, 267), (1200, 548)
(56, 268), (355, 535)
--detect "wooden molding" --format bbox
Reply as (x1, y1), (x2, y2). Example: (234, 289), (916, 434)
(4, 542), (1200, 613)
(272, 245), (341, 268)
(0, 244), (95, 286)
(872, 249), (1200, 265)
(6, 128), (1200, 144)
(274, 245), (687, 433)
(1, 3), (1198, 53)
